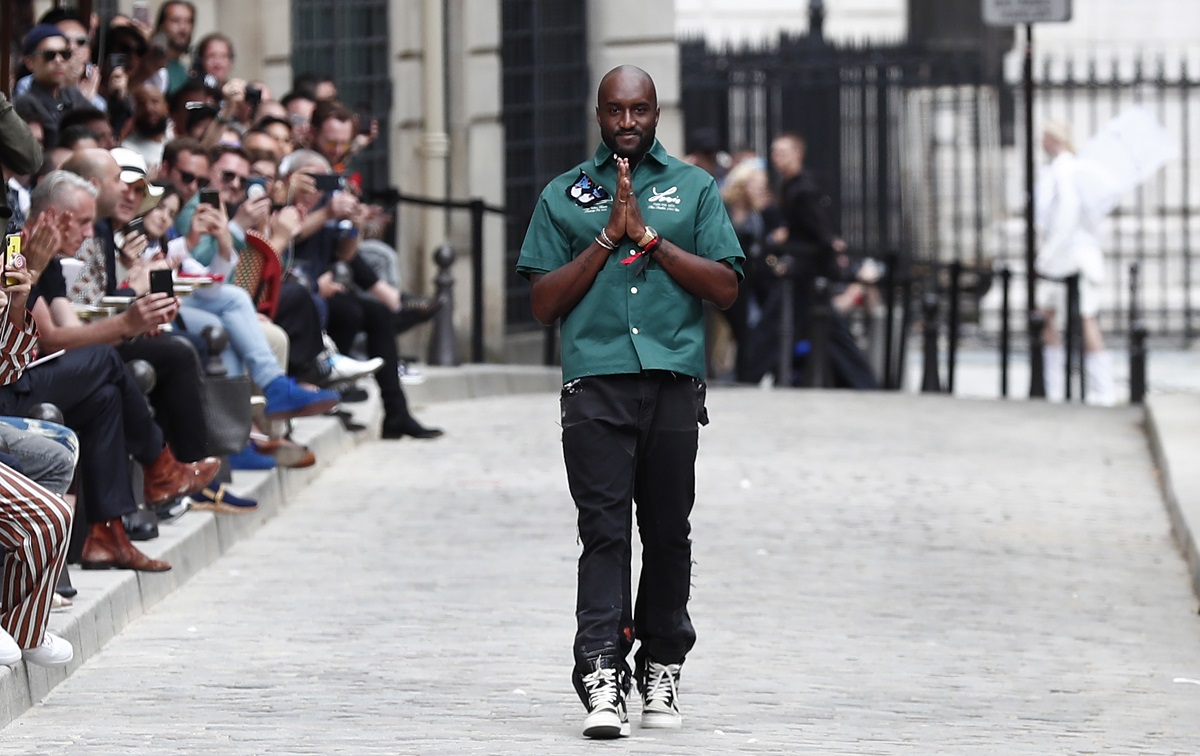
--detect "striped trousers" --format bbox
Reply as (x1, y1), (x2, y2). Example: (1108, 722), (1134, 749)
(0, 464), (72, 649)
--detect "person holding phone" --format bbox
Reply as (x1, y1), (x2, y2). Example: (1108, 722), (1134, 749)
(12, 25), (92, 149)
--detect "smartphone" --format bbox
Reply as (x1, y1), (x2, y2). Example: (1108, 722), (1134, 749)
(199, 188), (221, 207)
(4, 234), (24, 286)
(245, 86), (262, 107)
(245, 176), (268, 200)
(313, 173), (345, 192)
(132, 1), (151, 26)
(107, 52), (128, 71)
(149, 269), (174, 298)
(125, 217), (145, 236)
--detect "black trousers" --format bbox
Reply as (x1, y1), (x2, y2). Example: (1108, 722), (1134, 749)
(561, 372), (703, 683)
(116, 334), (209, 462)
(274, 280), (325, 375)
(0, 345), (162, 523)
(324, 291), (410, 422)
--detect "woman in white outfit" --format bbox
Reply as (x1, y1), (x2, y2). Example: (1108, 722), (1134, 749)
(1035, 121), (1115, 405)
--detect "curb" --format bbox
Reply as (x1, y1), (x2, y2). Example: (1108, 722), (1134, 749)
(0, 363), (562, 728)
(1143, 395), (1200, 606)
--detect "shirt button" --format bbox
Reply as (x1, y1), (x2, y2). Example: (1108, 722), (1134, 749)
(631, 327), (639, 335)
(630, 287), (638, 294)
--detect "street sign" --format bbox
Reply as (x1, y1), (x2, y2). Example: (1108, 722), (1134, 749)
(983, 0), (1072, 25)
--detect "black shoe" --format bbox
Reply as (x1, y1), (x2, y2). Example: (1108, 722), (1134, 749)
(575, 655), (630, 739)
(394, 295), (443, 335)
(339, 386), (369, 403)
(150, 496), (192, 524)
(381, 416), (444, 440)
(122, 509), (160, 541)
(55, 567), (77, 599)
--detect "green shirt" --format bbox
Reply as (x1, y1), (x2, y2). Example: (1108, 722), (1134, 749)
(517, 139), (744, 382)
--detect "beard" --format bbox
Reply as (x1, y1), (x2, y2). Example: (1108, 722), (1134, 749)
(135, 115), (169, 138)
(602, 127), (654, 160)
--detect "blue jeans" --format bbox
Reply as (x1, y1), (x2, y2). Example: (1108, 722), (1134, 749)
(180, 285), (285, 389)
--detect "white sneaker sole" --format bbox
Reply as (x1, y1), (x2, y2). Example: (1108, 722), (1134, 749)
(583, 709), (630, 739)
(641, 710), (682, 729)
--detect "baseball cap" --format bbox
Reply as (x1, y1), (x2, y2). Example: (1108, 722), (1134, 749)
(111, 147), (164, 215)
(22, 24), (67, 55)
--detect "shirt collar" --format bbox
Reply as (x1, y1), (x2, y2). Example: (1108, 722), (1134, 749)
(591, 138), (670, 169)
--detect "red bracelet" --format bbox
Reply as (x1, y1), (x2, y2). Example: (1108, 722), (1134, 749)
(641, 235), (662, 254)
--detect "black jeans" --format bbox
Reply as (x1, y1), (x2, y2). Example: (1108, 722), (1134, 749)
(561, 372), (704, 683)
(0, 345), (163, 523)
(324, 291), (410, 422)
(117, 334), (210, 462)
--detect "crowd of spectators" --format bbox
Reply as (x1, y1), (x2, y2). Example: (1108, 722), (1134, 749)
(0, 1), (445, 667)
(686, 130), (883, 388)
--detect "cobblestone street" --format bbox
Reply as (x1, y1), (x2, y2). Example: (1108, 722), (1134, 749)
(2, 390), (1198, 754)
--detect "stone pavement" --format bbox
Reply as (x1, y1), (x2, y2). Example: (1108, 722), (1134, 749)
(2, 384), (1199, 754)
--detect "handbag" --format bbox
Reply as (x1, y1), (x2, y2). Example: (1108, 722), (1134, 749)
(199, 374), (253, 456)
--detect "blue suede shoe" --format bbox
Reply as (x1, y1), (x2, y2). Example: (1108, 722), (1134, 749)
(229, 443), (276, 471)
(190, 484), (259, 514)
(263, 376), (340, 420)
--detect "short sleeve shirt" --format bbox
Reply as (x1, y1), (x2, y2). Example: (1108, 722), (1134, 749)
(516, 139), (744, 383)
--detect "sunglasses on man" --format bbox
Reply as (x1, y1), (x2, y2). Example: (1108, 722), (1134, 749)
(177, 170), (210, 188)
(38, 48), (71, 62)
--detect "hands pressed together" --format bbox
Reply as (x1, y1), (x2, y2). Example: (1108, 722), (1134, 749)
(602, 157), (649, 249)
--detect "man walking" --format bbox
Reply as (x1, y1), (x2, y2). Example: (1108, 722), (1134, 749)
(516, 65), (743, 739)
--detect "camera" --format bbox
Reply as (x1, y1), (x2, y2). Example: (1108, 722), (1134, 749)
(107, 53), (128, 71)
(245, 86), (262, 107)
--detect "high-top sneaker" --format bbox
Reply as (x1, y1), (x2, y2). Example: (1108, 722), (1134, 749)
(575, 655), (629, 739)
(639, 658), (683, 729)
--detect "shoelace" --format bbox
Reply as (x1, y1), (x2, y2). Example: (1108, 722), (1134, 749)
(582, 666), (619, 710)
(644, 662), (680, 708)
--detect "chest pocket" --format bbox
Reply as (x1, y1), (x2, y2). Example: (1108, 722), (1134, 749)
(641, 186), (694, 250)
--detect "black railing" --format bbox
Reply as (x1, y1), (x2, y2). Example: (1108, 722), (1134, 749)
(680, 36), (1198, 342)
(370, 189), (506, 364)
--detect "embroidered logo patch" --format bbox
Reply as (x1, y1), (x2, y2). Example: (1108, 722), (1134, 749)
(566, 171), (610, 207)
(648, 186), (682, 206)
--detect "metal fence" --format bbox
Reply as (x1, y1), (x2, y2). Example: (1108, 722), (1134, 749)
(500, 0), (589, 333)
(680, 35), (1200, 343)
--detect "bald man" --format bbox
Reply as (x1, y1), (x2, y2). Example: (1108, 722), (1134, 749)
(517, 66), (744, 739)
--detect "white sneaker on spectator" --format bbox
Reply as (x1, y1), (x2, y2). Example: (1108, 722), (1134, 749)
(398, 362), (425, 385)
(22, 631), (73, 667)
(0, 627), (21, 665)
(327, 353), (383, 382)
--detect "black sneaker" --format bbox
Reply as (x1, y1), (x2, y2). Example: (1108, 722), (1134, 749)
(639, 658), (682, 729)
(577, 655), (630, 739)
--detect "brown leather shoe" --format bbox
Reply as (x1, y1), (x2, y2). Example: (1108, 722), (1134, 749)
(255, 438), (316, 468)
(143, 447), (221, 505)
(80, 519), (171, 572)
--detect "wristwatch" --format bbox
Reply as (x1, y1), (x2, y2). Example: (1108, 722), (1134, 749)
(637, 226), (659, 250)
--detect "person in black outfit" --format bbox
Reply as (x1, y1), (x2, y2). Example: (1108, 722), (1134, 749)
(768, 132), (877, 389)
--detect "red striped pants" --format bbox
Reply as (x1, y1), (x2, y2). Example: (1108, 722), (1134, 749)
(0, 464), (72, 649)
